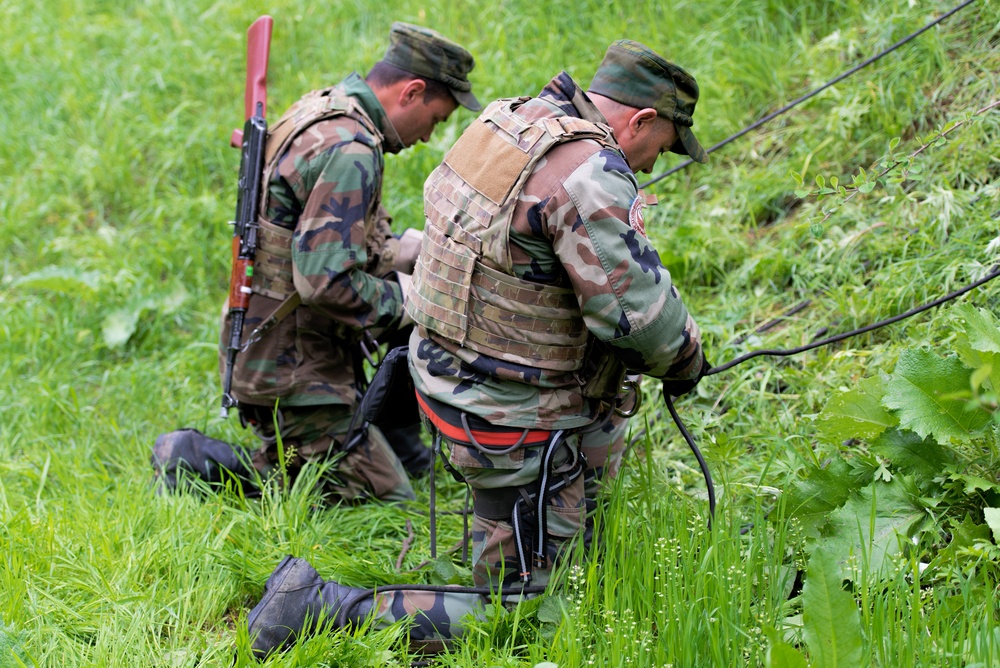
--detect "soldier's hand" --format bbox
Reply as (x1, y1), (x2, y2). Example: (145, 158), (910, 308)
(395, 271), (414, 328)
(394, 228), (424, 274)
(661, 353), (710, 398)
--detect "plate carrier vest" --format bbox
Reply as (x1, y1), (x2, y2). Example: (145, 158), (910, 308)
(408, 97), (625, 393)
(250, 88), (383, 301)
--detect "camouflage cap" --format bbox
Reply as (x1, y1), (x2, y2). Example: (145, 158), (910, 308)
(589, 40), (708, 164)
(383, 22), (482, 111)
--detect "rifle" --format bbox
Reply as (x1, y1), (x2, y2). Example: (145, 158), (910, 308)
(221, 15), (273, 418)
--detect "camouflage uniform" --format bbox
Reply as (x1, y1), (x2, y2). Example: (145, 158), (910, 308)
(216, 24), (481, 503)
(214, 71), (416, 502)
(406, 48), (706, 591)
(246, 40), (709, 656)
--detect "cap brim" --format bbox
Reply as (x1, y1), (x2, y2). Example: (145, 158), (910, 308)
(671, 125), (708, 164)
(451, 88), (482, 112)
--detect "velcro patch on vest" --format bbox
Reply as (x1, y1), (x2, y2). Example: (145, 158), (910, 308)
(444, 120), (531, 206)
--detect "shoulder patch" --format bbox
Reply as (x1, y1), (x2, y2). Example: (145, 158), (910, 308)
(628, 195), (647, 238)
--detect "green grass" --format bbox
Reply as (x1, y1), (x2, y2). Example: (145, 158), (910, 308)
(2, 0), (1000, 665)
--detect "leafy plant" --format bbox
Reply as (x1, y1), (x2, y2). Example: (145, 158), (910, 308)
(767, 549), (862, 668)
(782, 303), (1000, 579)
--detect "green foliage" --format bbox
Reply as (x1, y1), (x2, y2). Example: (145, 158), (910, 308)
(796, 303), (1000, 590)
(822, 479), (924, 574)
(883, 349), (992, 442)
(766, 626), (809, 668)
(801, 550), (863, 668)
(3, 0), (1000, 665)
(817, 374), (897, 442)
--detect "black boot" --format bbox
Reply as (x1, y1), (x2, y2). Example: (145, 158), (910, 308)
(151, 428), (257, 494)
(380, 423), (433, 478)
(247, 556), (372, 658)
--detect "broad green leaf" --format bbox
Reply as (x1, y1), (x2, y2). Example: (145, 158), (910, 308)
(958, 475), (999, 495)
(429, 556), (466, 585)
(870, 428), (956, 480)
(102, 308), (142, 348)
(819, 480), (923, 575)
(953, 304), (1000, 391)
(536, 595), (567, 624)
(953, 344), (1000, 394)
(778, 458), (857, 536)
(883, 349), (992, 443)
(984, 508), (1000, 544)
(13, 266), (100, 294)
(954, 303), (1000, 354)
(933, 514), (993, 569)
(971, 363), (993, 393)
(817, 375), (898, 443)
(951, 514), (993, 547)
(802, 550), (863, 668)
(765, 627), (808, 668)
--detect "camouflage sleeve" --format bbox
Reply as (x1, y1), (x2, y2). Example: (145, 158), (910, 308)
(550, 147), (704, 380)
(367, 205), (401, 277)
(276, 123), (404, 330)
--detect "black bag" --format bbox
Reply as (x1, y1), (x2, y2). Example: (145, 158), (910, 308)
(358, 346), (420, 430)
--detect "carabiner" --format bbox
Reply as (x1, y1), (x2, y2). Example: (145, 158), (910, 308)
(614, 377), (642, 417)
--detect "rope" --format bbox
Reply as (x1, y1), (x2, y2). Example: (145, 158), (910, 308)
(669, 264), (1000, 522)
(709, 265), (1000, 375)
(665, 391), (716, 524)
(639, 0), (978, 189)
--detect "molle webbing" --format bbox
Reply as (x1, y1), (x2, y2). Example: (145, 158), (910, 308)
(408, 97), (617, 371)
(251, 219), (295, 299)
(466, 263), (587, 369)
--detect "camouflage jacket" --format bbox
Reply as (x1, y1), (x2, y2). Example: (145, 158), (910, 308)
(409, 73), (704, 430)
(220, 73), (407, 407)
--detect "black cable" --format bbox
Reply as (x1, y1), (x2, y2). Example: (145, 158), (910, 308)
(664, 264), (1000, 525)
(665, 390), (716, 525)
(639, 0), (978, 190)
(708, 265), (1000, 375)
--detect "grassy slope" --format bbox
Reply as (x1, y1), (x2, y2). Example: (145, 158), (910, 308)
(1, 0), (998, 665)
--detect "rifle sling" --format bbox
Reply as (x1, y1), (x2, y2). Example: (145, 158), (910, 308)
(240, 292), (302, 352)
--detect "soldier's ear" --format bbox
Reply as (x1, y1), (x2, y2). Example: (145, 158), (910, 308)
(399, 79), (427, 107)
(627, 108), (659, 138)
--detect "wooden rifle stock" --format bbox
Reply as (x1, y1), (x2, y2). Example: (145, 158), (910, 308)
(230, 16), (273, 147)
(221, 15), (272, 418)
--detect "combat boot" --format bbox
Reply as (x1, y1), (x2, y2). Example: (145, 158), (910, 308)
(381, 423), (433, 478)
(151, 428), (257, 494)
(247, 555), (372, 658)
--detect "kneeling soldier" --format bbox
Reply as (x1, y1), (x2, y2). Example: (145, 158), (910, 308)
(153, 23), (481, 503)
(245, 39), (711, 655)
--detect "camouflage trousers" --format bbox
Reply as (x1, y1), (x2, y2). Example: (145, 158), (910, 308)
(240, 403), (415, 503)
(363, 411), (628, 648)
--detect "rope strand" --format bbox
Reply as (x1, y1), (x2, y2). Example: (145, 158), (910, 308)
(639, 0), (978, 189)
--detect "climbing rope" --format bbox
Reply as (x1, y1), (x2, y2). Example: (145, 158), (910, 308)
(639, 0), (979, 190)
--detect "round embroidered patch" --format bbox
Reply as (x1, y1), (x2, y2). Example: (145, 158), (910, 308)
(628, 195), (647, 237)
